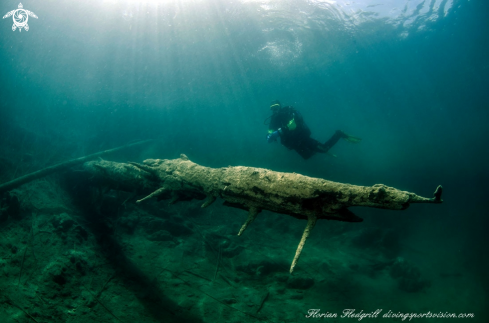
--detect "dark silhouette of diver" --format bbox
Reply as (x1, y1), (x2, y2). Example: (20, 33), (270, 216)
(266, 100), (361, 160)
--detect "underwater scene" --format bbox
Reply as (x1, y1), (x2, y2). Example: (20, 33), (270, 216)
(0, 0), (487, 322)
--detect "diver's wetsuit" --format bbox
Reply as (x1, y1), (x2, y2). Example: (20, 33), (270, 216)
(268, 106), (345, 160)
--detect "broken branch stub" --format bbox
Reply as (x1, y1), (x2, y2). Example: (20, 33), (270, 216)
(83, 154), (443, 273)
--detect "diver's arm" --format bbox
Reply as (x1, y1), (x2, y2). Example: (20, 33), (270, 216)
(267, 128), (282, 143)
(292, 109), (304, 126)
(267, 114), (283, 142)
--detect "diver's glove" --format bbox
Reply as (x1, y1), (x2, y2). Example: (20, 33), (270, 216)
(267, 129), (281, 143)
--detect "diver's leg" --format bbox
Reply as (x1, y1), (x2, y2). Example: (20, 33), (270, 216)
(300, 138), (325, 159)
(321, 130), (345, 153)
(320, 130), (362, 153)
(318, 130), (361, 154)
(294, 143), (316, 160)
(297, 149), (315, 160)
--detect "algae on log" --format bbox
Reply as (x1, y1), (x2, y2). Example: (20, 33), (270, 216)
(83, 154), (443, 273)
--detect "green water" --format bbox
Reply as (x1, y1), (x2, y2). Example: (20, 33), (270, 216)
(0, 0), (487, 322)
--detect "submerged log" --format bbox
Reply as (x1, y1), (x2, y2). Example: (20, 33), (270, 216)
(0, 140), (153, 195)
(83, 154), (443, 273)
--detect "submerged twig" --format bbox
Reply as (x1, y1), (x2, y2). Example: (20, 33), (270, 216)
(213, 245), (222, 282)
(4, 297), (39, 323)
(83, 276), (122, 323)
(256, 291), (270, 314)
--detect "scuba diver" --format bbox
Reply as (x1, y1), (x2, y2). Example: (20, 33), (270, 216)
(266, 100), (361, 160)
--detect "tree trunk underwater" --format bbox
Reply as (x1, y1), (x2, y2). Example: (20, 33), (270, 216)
(82, 154), (443, 273)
